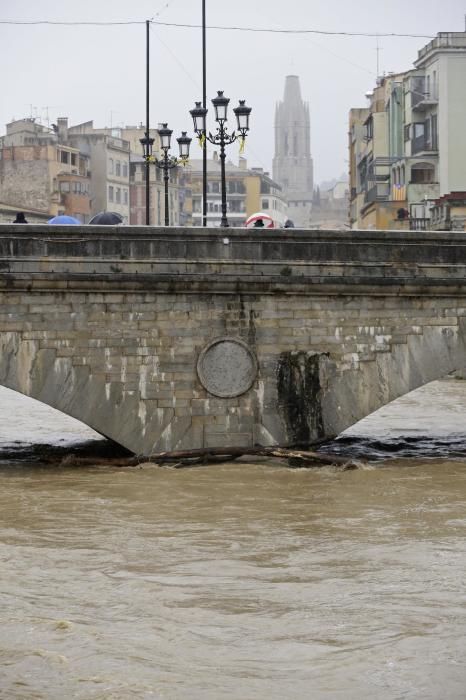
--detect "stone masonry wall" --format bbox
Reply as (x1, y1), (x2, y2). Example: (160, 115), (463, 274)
(0, 285), (465, 454)
(0, 158), (51, 213)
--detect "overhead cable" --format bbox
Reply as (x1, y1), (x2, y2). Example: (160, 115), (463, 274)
(0, 19), (436, 39)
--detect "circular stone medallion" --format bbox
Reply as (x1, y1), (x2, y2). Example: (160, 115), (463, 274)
(197, 337), (258, 398)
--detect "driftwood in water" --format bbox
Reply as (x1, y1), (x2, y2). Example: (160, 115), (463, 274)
(56, 440), (355, 469)
(145, 444), (350, 468)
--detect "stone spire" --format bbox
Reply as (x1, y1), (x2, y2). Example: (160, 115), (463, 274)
(273, 75), (313, 227)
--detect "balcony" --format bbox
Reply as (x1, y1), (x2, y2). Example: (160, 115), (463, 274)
(373, 156), (398, 167)
(412, 135), (438, 155)
(365, 182), (390, 203)
(412, 92), (438, 112)
(107, 136), (130, 152)
(409, 217), (430, 231)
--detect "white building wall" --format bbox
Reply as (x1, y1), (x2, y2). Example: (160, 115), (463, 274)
(440, 54), (466, 195)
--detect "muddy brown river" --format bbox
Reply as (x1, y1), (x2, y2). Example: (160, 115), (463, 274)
(1, 380), (466, 699)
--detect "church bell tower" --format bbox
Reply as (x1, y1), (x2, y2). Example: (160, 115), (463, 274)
(273, 75), (314, 228)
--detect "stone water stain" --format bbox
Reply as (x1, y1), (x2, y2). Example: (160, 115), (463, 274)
(277, 350), (327, 442)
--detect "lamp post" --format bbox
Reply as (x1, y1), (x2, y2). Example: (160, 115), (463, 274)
(139, 132), (155, 225)
(190, 91), (251, 227)
(139, 19), (153, 226)
(152, 124), (192, 227)
(202, 0), (207, 226)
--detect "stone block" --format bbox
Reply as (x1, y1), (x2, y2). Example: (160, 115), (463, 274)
(205, 432), (252, 448)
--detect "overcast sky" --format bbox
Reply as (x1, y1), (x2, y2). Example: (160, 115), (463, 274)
(1, 0), (465, 183)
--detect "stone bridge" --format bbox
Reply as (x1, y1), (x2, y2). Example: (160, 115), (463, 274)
(1, 224), (466, 454)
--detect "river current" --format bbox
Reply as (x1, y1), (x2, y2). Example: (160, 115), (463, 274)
(1, 380), (466, 699)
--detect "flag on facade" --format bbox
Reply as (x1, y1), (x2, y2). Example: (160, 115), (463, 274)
(393, 184), (406, 201)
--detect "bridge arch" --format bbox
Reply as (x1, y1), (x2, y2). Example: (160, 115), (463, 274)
(1, 224), (466, 453)
(0, 384), (104, 445)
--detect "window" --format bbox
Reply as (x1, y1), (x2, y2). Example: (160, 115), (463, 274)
(412, 122), (426, 154)
(116, 187), (121, 204)
(124, 189), (128, 205)
(431, 114), (438, 150)
(71, 153), (77, 166)
(122, 162), (128, 178)
(60, 150), (69, 164)
(108, 185), (114, 202)
(425, 118), (431, 147)
(411, 163), (435, 184)
(212, 181), (219, 193)
(116, 161), (121, 176)
(365, 117), (373, 141)
(60, 181), (70, 192)
(262, 199), (269, 209)
(109, 158), (114, 174)
(404, 124), (411, 142)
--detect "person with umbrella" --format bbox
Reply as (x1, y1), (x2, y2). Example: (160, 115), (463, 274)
(245, 212), (274, 229)
(88, 212), (123, 225)
(48, 215), (81, 225)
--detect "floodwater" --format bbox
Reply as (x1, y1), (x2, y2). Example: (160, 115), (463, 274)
(1, 381), (466, 699)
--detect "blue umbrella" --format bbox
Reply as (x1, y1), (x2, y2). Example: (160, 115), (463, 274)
(48, 215), (81, 225)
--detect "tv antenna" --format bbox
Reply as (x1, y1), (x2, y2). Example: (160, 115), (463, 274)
(41, 106), (62, 128)
(375, 34), (382, 77)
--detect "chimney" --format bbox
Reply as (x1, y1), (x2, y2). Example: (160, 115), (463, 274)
(57, 117), (68, 141)
(239, 157), (247, 170)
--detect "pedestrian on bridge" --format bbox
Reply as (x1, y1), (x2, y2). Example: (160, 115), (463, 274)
(13, 212), (28, 224)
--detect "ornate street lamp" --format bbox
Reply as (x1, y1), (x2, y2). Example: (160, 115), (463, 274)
(190, 91), (251, 227)
(140, 132), (155, 225)
(152, 124), (192, 227)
